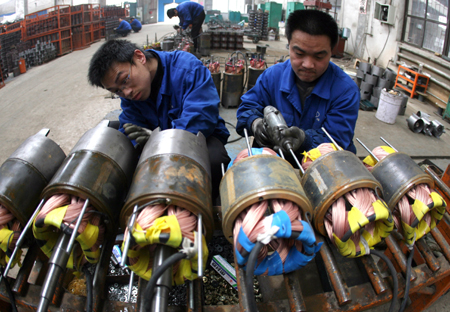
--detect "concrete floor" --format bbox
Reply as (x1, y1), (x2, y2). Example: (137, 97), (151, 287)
(1, 22), (450, 310)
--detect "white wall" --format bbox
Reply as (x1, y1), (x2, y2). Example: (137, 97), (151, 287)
(341, 0), (405, 67)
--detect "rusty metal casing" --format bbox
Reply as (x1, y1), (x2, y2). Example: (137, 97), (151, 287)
(0, 129), (66, 232)
(247, 67), (264, 91)
(220, 154), (312, 244)
(301, 151), (382, 237)
(120, 128), (214, 240)
(222, 72), (244, 109)
(42, 122), (138, 232)
(371, 152), (433, 210)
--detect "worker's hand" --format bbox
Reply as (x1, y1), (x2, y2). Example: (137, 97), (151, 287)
(189, 24), (193, 29)
(272, 126), (305, 153)
(251, 118), (272, 147)
(123, 123), (152, 147)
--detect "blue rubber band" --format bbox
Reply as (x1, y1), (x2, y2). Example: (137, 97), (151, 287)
(238, 227), (255, 253)
(297, 220), (316, 246)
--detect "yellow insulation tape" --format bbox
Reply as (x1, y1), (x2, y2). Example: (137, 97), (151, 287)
(145, 215), (182, 248)
(32, 204), (101, 270)
(301, 143), (337, 163)
(333, 199), (393, 258)
(362, 146), (396, 167)
(0, 227), (22, 268)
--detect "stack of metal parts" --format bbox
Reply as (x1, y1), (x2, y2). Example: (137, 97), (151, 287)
(18, 40), (57, 67)
(104, 18), (120, 41)
(0, 31), (21, 73)
(247, 10), (269, 41)
(211, 30), (221, 49)
(407, 110), (446, 138)
(356, 62), (396, 107)
(0, 49), (8, 82)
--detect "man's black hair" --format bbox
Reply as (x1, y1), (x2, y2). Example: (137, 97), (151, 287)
(167, 8), (176, 19)
(88, 39), (153, 88)
(286, 10), (338, 49)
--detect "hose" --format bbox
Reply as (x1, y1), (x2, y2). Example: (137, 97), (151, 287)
(370, 249), (398, 312)
(83, 266), (93, 312)
(245, 241), (263, 312)
(224, 121), (244, 144)
(1, 270), (18, 312)
(143, 251), (188, 311)
(399, 248), (415, 312)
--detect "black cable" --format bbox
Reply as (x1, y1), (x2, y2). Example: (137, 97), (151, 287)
(399, 248), (415, 312)
(224, 121), (244, 144)
(370, 249), (398, 312)
(83, 266), (93, 312)
(144, 251), (187, 311)
(245, 241), (263, 312)
(1, 268), (18, 312)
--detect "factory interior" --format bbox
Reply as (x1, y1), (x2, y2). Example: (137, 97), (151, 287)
(1, 0), (450, 311)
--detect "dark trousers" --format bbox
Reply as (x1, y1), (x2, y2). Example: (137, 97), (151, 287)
(191, 11), (205, 52)
(132, 26), (141, 33)
(115, 29), (131, 37)
(207, 135), (231, 204)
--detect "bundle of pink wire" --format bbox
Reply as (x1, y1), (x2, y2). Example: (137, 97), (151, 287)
(365, 146), (446, 244)
(249, 58), (265, 69)
(123, 203), (198, 282)
(33, 194), (105, 267)
(363, 146), (396, 171)
(207, 61), (220, 74)
(0, 204), (21, 264)
(225, 59), (245, 74)
(231, 148), (310, 274)
(303, 144), (391, 257)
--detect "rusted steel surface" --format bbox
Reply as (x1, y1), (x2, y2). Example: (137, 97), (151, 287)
(414, 285), (435, 295)
(12, 243), (40, 294)
(284, 270), (307, 311)
(233, 252), (251, 312)
(360, 255), (388, 295)
(406, 275), (450, 312)
(317, 236), (351, 305)
(416, 239), (440, 272)
(431, 227), (450, 262)
(385, 235), (409, 275)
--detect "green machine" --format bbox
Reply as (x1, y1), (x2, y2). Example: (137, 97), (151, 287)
(444, 95), (450, 122)
(124, 2), (137, 18)
(287, 2), (304, 18)
(258, 1), (282, 29)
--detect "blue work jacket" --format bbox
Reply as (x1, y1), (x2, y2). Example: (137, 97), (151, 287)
(117, 20), (131, 30)
(130, 19), (142, 29)
(176, 2), (204, 29)
(118, 50), (230, 145)
(236, 60), (360, 153)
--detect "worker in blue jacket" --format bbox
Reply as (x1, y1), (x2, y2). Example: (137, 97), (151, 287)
(167, 2), (205, 53)
(115, 17), (132, 37)
(88, 39), (230, 202)
(236, 10), (360, 166)
(130, 17), (142, 33)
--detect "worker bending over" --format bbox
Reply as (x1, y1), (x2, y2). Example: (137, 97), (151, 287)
(236, 10), (360, 166)
(167, 2), (205, 54)
(115, 18), (132, 37)
(88, 40), (230, 203)
(130, 17), (142, 33)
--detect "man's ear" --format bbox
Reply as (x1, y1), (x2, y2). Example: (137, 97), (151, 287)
(133, 49), (146, 64)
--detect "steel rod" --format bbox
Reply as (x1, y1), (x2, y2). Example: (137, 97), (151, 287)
(221, 163), (225, 176)
(121, 204), (138, 267)
(243, 128), (253, 156)
(416, 238), (440, 272)
(284, 270), (307, 311)
(290, 148), (305, 175)
(2, 198), (45, 283)
(66, 198), (90, 253)
(424, 165), (450, 200)
(127, 271), (135, 302)
(380, 137), (399, 152)
(278, 148), (285, 159)
(430, 227), (450, 263)
(321, 127), (342, 150)
(197, 213), (203, 277)
(356, 138), (379, 162)
(360, 254), (388, 294)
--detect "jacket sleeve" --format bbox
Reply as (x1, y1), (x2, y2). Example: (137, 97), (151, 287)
(117, 21), (124, 30)
(172, 64), (220, 138)
(301, 86), (360, 153)
(236, 71), (273, 137)
(179, 8), (192, 29)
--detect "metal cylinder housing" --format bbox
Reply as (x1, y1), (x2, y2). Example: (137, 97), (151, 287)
(371, 152), (433, 210)
(211, 72), (221, 99)
(247, 67), (264, 91)
(0, 129), (66, 227)
(220, 155), (312, 243)
(120, 128), (214, 240)
(407, 113), (424, 133)
(222, 72), (244, 108)
(301, 151), (382, 237)
(42, 121), (138, 231)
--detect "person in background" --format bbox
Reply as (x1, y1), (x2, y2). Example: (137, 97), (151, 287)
(130, 17), (142, 33)
(115, 17), (132, 37)
(167, 2), (205, 54)
(236, 10), (360, 167)
(88, 40), (230, 203)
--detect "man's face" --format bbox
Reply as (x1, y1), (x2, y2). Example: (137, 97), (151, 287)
(101, 51), (152, 101)
(289, 30), (332, 82)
